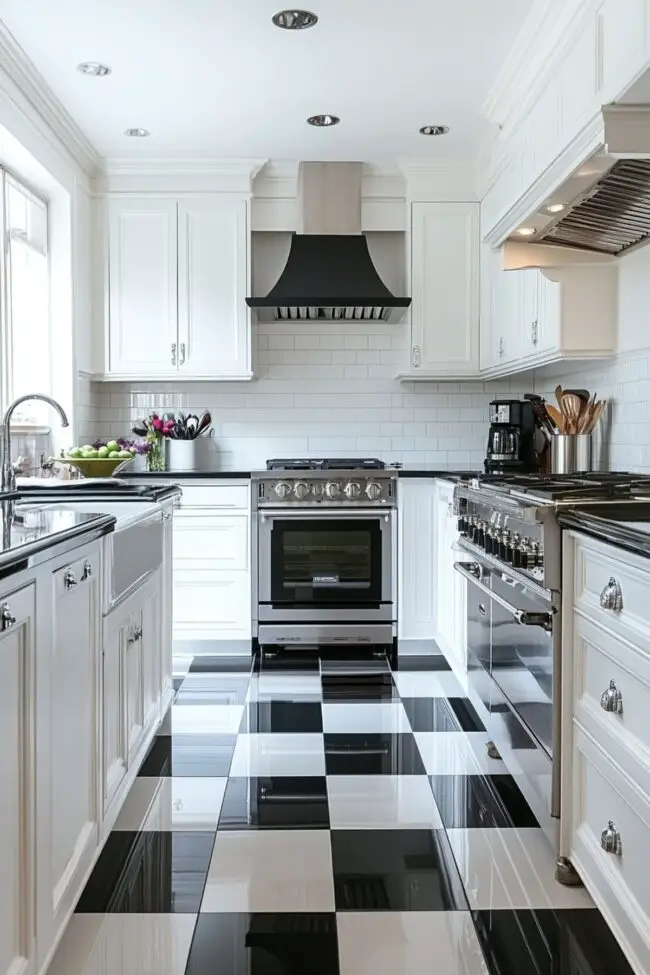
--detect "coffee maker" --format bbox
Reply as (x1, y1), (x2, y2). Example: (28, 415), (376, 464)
(485, 399), (538, 474)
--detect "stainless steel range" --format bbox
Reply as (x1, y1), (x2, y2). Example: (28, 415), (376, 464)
(252, 459), (397, 656)
(453, 472), (650, 878)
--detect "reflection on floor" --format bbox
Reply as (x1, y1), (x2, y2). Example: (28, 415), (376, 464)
(47, 647), (635, 975)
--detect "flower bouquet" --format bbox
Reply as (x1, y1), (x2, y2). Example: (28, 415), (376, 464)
(132, 414), (175, 472)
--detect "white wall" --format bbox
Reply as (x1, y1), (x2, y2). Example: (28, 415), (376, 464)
(81, 316), (527, 468)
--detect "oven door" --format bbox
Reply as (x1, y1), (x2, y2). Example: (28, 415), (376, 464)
(258, 509), (394, 623)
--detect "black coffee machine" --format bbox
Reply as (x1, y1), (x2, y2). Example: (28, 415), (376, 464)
(485, 399), (538, 474)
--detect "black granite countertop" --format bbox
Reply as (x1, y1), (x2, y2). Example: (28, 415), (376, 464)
(0, 502), (115, 580)
(14, 483), (181, 503)
(119, 470), (252, 480)
(395, 466), (482, 478)
(559, 506), (650, 560)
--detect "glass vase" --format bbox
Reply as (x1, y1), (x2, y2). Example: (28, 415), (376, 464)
(146, 438), (166, 472)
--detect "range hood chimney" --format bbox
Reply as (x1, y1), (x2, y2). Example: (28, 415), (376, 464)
(246, 161), (411, 323)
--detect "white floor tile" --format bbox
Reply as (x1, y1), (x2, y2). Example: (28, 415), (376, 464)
(201, 829), (335, 912)
(248, 673), (322, 700)
(113, 777), (227, 831)
(170, 704), (243, 735)
(447, 827), (595, 910)
(413, 732), (509, 775)
(229, 733), (326, 777)
(394, 671), (465, 699)
(321, 702), (411, 733)
(337, 911), (489, 975)
(47, 914), (196, 975)
(327, 775), (442, 829)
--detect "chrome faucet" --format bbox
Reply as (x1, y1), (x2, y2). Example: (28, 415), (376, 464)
(2, 394), (69, 493)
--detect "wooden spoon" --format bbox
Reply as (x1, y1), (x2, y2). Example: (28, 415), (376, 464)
(546, 404), (564, 432)
(586, 400), (607, 434)
(555, 384), (564, 406)
(561, 393), (582, 434)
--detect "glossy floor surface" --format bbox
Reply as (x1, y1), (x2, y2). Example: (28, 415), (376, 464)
(50, 649), (635, 974)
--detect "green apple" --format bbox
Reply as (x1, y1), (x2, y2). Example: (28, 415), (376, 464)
(98, 446), (110, 458)
(117, 449), (132, 458)
(81, 444), (94, 452)
(108, 450), (121, 458)
(128, 447), (137, 455)
(106, 440), (119, 452)
(67, 447), (83, 458)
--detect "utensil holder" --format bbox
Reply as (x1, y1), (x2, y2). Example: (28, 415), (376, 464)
(551, 434), (593, 474)
(166, 436), (219, 472)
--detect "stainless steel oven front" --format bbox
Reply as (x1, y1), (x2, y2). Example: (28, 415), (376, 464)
(255, 507), (396, 647)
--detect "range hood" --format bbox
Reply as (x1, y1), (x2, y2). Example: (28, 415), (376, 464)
(515, 106), (650, 257)
(246, 161), (411, 323)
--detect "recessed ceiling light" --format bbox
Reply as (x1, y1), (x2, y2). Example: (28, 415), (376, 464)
(307, 114), (340, 127)
(272, 9), (318, 29)
(544, 203), (567, 214)
(77, 62), (111, 77)
(515, 227), (536, 236)
(419, 124), (449, 136)
(124, 128), (150, 138)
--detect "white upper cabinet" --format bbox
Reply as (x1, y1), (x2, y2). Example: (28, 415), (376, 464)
(401, 201), (480, 380)
(108, 199), (178, 377)
(597, 0), (647, 101)
(105, 195), (252, 381)
(178, 199), (251, 379)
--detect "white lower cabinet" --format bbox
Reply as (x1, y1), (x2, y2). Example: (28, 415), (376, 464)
(433, 480), (467, 672)
(37, 545), (101, 971)
(0, 582), (36, 975)
(397, 479), (437, 639)
(102, 608), (128, 814)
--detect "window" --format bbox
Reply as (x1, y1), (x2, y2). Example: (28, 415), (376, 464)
(0, 171), (51, 425)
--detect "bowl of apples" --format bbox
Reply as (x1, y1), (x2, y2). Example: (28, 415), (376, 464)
(62, 440), (137, 478)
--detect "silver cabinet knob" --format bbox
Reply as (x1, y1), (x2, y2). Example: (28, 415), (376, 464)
(1, 602), (16, 631)
(600, 577), (623, 612)
(171, 343), (177, 366)
(82, 560), (93, 581)
(128, 626), (143, 644)
(600, 679), (623, 714)
(64, 569), (78, 590)
(600, 821), (622, 856)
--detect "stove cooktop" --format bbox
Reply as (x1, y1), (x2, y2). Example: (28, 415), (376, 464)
(266, 458), (387, 471)
(464, 471), (650, 502)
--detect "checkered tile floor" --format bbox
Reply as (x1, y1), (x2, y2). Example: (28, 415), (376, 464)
(48, 650), (635, 975)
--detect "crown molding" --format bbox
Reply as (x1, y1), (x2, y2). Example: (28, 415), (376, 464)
(398, 159), (478, 201)
(101, 156), (267, 180)
(0, 21), (100, 175)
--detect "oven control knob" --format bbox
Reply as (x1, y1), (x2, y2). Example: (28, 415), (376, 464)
(293, 480), (310, 500)
(325, 480), (342, 499)
(311, 481), (323, 499)
(366, 481), (383, 500)
(274, 480), (292, 499)
(344, 481), (362, 499)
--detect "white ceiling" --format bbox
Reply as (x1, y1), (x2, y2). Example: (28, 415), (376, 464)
(0, 0), (534, 163)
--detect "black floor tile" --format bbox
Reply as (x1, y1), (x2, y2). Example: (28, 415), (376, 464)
(473, 907), (636, 975)
(330, 828), (467, 911)
(255, 652), (321, 673)
(239, 700), (324, 733)
(393, 651), (451, 671)
(319, 651), (390, 674)
(428, 774), (540, 829)
(189, 653), (253, 674)
(218, 777), (330, 830)
(321, 672), (399, 703)
(76, 830), (215, 913)
(185, 913), (340, 975)
(324, 732), (426, 775)
(176, 675), (251, 706)
(401, 696), (485, 732)
(138, 733), (237, 777)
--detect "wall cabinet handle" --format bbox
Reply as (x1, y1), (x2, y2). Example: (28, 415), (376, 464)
(600, 821), (622, 856)
(600, 577), (623, 612)
(531, 320), (539, 347)
(180, 342), (186, 366)
(128, 625), (143, 645)
(411, 345), (421, 368)
(600, 679), (623, 714)
(1, 601), (16, 630)
(82, 560), (93, 581)
(64, 570), (78, 590)
(171, 342), (177, 366)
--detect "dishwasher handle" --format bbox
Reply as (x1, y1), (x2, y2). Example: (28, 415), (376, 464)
(454, 561), (555, 632)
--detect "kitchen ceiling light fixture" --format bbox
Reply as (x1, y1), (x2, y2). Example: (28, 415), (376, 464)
(124, 127), (150, 137)
(515, 227), (536, 236)
(77, 62), (111, 77)
(307, 114), (340, 127)
(272, 9), (318, 29)
(544, 203), (567, 214)
(419, 124), (449, 136)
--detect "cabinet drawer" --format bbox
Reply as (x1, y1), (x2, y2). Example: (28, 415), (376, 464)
(571, 725), (650, 973)
(177, 482), (249, 509)
(174, 513), (248, 570)
(573, 535), (650, 649)
(173, 570), (251, 627)
(573, 615), (650, 795)
(52, 550), (99, 598)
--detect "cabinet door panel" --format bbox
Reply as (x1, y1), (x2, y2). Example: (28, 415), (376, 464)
(108, 199), (178, 375)
(598, 0), (646, 99)
(102, 617), (127, 813)
(173, 571), (251, 639)
(125, 614), (144, 762)
(178, 198), (251, 378)
(398, 480), (437, 640)
(173, 514), (249, 570)
(535, 272), (561, 355)
(0, 584), (36, 975)
(140, 572), (162, 741)
(411, 202), (479, 375)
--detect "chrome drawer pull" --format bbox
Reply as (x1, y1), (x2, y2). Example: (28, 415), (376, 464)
(600, 821), (622, 856)
(453, 561), (555, 631)
(600, 679), (623, 714)
(82, 560), (93, 581)
(600, 577), (623, 612)
(1, 602), (16, 630)
(64, 570), (77, 590)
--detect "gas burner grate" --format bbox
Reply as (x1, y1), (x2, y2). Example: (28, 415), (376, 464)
(266, 458), (386, 471)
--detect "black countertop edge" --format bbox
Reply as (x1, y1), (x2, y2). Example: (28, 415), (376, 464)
(559, 510), (650, 560)
(396, 468), (482, 479)
(119, 468), (482, 480)
(0, 514), (116, 581)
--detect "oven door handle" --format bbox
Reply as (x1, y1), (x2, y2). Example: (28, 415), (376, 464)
(453, 561), (555, 631)
(259, 509), (393, 521)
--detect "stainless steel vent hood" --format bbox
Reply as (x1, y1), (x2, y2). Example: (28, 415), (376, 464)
(246, 161), (411, 323)
(515, 106), (650, 257)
